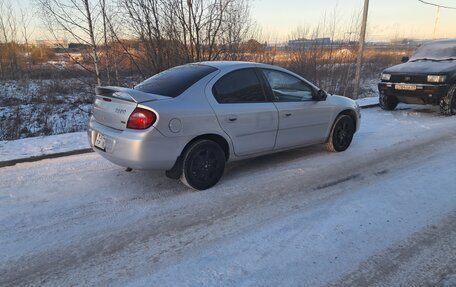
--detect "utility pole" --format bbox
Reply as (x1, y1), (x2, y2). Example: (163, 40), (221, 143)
(353, 0), (369, 99)
(433, 2), (441, 38)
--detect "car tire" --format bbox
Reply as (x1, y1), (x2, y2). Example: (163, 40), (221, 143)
(180, 140), (226, 190)
(439, 85), (456, 116)
(326, 115), (355, 152)
(379, 93), (399, 110)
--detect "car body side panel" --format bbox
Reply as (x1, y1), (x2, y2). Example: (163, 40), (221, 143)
(209, 103), (279, 156)
(273, 100), (337, 149)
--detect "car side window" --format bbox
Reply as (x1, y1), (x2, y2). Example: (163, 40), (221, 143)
(213, 69), (267, 103)
(262, 69), (314, 102)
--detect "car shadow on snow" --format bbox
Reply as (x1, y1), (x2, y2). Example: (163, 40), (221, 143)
(395, 104), (442, 115)
(103, 168), (191, 200)
(222, 144), (325, 182)
(109, 144), (326, 195)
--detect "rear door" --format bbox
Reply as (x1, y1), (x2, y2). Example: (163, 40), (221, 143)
(208, 68), (278, 156)
(260, 69), (334, 149)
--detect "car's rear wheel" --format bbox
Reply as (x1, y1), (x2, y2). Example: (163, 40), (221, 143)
(180, 140), (226, 190)
(379, 93), (399, 110)
(439, 85), (456, 116)
(326, 115), (355, 152)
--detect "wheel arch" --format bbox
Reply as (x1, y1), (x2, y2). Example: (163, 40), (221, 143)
(184, 133), (231, 161)
(339, 109), (358, 128)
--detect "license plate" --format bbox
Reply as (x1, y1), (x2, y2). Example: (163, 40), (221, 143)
(94, 133), (106, 150)
(395, 84), (416, 91)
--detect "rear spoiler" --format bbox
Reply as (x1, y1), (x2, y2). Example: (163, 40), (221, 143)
(95, 86), (170, 103)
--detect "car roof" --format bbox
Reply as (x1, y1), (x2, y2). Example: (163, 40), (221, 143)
(196, 60), (320, 91)
(423, 38), (456, 46)
(198, 61), (280, 72)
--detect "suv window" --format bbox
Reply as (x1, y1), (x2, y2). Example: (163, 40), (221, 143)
(262, 69), (314, 102)
(135, 64), (217, 97)
(213, 69), (266, 103)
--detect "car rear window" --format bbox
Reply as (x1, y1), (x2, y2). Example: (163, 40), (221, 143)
(135, 64), (218, 97)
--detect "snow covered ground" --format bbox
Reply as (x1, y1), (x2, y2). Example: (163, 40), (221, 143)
(0, 79), (93, 141)
(0, 105), (455, 286)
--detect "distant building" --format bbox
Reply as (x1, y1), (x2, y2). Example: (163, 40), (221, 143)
(288, 38), (331, 50)
(35, 39), (69, 49)
(68, 43), (90, 49)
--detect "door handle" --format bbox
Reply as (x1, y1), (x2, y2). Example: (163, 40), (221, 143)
(285, 113), (292, 117)
(228, 116), (238, 122)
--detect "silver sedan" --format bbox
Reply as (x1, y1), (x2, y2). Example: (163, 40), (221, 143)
(87, 61), (361, 190)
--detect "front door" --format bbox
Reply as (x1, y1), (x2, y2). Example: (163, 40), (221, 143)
(260, 69), (334, 149)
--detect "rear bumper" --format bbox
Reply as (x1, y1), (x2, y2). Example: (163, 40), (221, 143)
(87, 116), (183, 170)
(378, 82), (450, 105)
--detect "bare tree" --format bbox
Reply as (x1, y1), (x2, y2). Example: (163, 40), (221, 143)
(19, 6), (35, 72)
(120, 0), (254, 75)
(38, 0), (103, 85)
(0, 0), (22, 79)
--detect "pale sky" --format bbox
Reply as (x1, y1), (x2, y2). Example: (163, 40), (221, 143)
(251, 0), (456, 42)
(16, 0), (456, 42)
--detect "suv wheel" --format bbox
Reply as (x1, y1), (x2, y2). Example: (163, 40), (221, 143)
(440, 85), (456, 116)
(326, 115), (355, 152)
(180, 140), (226, 190)
(379, 93), (399, 110)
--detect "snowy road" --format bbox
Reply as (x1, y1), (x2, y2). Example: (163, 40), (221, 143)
(1, 106), (456, 287)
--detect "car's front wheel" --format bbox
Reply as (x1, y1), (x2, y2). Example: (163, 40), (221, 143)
(379, 93), (399, 110)
(180, 140), (226, 190)
(326, 115), (355, 152)
(440, 85), (456, 116)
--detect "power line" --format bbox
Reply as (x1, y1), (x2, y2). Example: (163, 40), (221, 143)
(417, 0), (456, 38)
(417, 0), (456, 9)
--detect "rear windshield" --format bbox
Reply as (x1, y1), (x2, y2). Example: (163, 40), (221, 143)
(135, 64), (218, 97)
(411, 41), (456, 61)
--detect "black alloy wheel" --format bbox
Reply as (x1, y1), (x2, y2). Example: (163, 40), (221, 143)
(326, 115), (355, 152)
(181, 140), (226, 190)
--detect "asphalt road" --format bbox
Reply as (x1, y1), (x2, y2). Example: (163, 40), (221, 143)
(1, 106), (455, 287)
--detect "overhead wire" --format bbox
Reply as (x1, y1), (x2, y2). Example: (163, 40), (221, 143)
(417, 0), (456, 9)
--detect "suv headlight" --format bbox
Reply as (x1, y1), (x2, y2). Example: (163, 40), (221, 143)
(381, 73), (391, 81)
(427, 75), (446, 83)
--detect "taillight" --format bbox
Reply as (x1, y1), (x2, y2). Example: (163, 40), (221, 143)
(127, 108), (156, 129)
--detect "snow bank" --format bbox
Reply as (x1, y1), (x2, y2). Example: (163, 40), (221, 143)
(0, 132), (89, 162)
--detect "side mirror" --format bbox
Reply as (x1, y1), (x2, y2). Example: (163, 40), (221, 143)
(314, 89), (328, 101)
(401, 56), (409, 63)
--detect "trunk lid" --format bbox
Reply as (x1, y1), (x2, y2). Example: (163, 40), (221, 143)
(92, 86), (168, 130)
